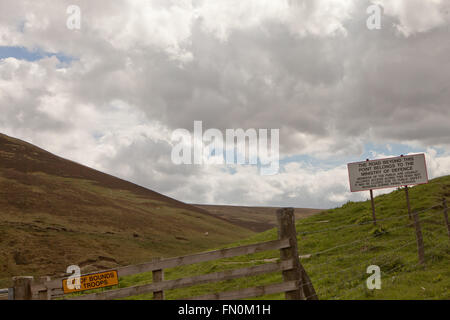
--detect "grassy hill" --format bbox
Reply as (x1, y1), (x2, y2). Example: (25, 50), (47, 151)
(193, 204), (323, 232)
(1, 132), (448, 299)
(0, 133), (253, 287)
(87, 175), (449, 300)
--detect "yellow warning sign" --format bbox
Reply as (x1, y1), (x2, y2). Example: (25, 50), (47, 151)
(62, 270), (119, 294)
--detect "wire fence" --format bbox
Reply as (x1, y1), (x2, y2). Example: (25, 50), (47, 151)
(294, 198), (449, 300)
(331, 240), (450, 300)
(297, 203), (443, 236)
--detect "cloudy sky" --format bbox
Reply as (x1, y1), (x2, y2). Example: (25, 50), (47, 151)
(1, 0), (449, 209)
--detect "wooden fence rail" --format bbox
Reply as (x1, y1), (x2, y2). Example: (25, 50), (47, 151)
(11, 208), (317, 300)
(0, 288), (11, 300)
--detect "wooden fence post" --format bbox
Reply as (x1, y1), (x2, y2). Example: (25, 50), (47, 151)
(12, 276), (33, 300)
(152, 269), (164, 300)
(366, 159), (377, 226)
(8, 288), (14, 300)
(277, 208), (318, 300)
(412, 211), (425, 265)
(443, 198), (450, 241)
(405, 185), (412, 220)
(36, 276), (51, 300)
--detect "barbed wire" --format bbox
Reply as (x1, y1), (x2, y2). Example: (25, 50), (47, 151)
(331, 241), (449, 300)
(297, 203), (442, 236)
(334, 236), (449, 300)
(301, 209), (445, 260)
(305, 235), (416, 274)
(295, 216), (444, 288)
(299, 238), (419, 298)
(310, 239), (440, 300)
(331, 259), (412, 300)
(298, 206), (449, 299)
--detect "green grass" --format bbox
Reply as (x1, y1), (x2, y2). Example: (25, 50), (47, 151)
(65, 175), (450, 300)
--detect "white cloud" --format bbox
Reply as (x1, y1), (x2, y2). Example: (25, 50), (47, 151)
(193, 0), (355, 41)
(424, 148), (450, 179)
(374, 0), (448, 36)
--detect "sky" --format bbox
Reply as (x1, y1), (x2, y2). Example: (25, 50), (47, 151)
(0, 0), (449, 209)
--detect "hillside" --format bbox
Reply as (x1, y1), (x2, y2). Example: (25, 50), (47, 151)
(0, 133), (252, 287)
(86, 175), (449, 300)
(2, 132), (447, 299)
(193, 205), (323, 232)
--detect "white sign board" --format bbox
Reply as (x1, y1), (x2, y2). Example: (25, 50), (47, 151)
(347, 154), (428, 192)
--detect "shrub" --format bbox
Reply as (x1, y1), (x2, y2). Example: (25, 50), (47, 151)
(370, 225), (388, 237)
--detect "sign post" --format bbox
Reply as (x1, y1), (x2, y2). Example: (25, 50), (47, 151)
(404, 185), (412, 220)
(369, 189), (376, 226)
(400, 155), (413, 220)
(348, 153), (429, 265)
(366, 159), (377, 226)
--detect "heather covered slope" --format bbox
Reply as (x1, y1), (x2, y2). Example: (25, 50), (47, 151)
(194, 204), (323, 232)
(0, 133), (252, 286)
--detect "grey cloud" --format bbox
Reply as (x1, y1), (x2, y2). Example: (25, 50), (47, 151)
(0, 0), (449, 208)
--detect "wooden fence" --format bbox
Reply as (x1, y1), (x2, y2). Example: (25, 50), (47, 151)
(9, 208), (317, 300)
(0, 288), (10, 300)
